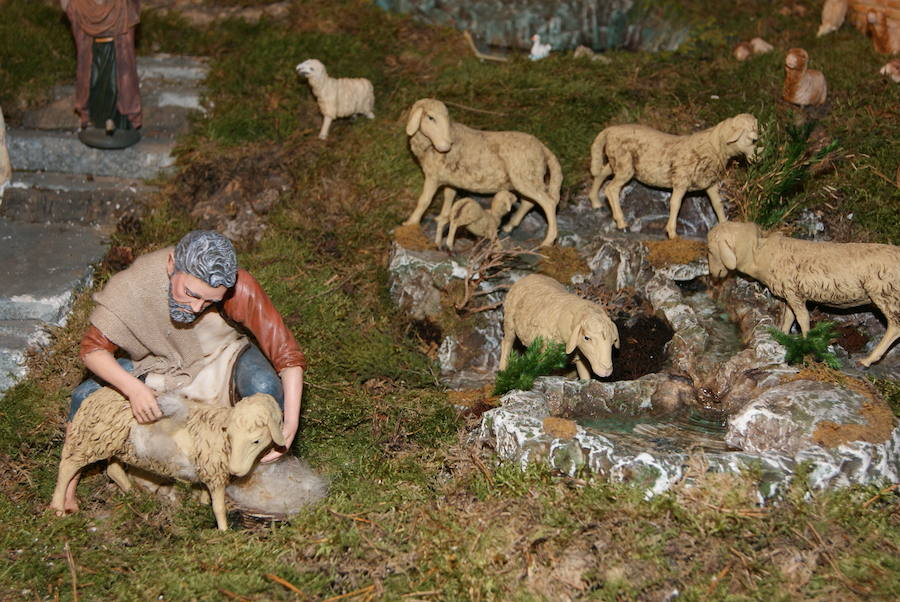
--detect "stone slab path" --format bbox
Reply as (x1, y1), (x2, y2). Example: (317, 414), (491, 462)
(0, 54), (208, 395)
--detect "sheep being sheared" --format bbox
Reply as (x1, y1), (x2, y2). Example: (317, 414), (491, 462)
(588, 114), (759, 239)
(444, 190), (516, 250)
(707, 221), (900, 367)
(500, 274), (620, 379)
(50, 390), (285, 530)
(296, 59), (374, 140)
(404, 98), (562, 247)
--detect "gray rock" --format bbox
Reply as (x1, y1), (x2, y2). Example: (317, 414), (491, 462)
(375, 0), (692, 52)
(0, 319), (48, 394)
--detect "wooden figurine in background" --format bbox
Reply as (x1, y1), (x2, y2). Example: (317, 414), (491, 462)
(782, 48), (827, 106)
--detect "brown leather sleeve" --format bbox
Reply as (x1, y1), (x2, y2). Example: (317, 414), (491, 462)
(79, 324), (119, 361)
(222, 269), (307, 372)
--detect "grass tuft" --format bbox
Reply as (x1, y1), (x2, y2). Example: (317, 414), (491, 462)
(769, 321), (842, 369)
(493, 337), (569, 396)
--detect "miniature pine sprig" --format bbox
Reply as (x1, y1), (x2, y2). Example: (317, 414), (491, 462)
(493, 337), (569, 396)
(769, 321), (842, 369)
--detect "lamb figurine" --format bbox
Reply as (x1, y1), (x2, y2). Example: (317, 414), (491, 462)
(707, 221), (900, 367)
(500, 274), (620, 380)
(50, 389), (285, 530)
(817, 0), (848, 37)
(296, 58), (374, 140)
(782, 48), (827, 106)
(404, 98), (562, 247)
(444, 190), (516, 250)
(588, 114), (760, 239)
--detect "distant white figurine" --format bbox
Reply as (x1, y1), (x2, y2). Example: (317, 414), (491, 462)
(817, 0), (848, 37)
(0, 105), (10, 194)
(880, 58), (900, 82)
(733, 37), (774, 61)
(529, 34), (552, 60)
(296, 59), (375, 140)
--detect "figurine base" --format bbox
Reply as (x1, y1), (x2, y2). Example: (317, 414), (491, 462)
(78, 127), (141, 150)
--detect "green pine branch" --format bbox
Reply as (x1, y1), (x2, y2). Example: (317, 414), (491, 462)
(494, 337), (569, 396)
(769, 321), (842, 369)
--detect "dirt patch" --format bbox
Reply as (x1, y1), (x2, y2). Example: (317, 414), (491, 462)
(543, 417), (578, 440)
(393, 224), (434, 251)
(609, 315), (674, 382)
(813, 401), (896, 447)
(642, 239), (706, 268)
(536, 246), (590, 284)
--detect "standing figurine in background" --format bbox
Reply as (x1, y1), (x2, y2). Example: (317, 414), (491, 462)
(782, 48), (827, 106)
(62, 0), (142, 149)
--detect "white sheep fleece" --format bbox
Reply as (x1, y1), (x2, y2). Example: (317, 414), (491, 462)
(296, 58), (374, 140)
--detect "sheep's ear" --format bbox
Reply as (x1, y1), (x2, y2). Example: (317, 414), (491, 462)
(723, 120), (743, 144)
(266, 401), (286, 447)
(566, 322), (582, 355)
(613, 327), (621, 349)
(405, 105), (424, 136)
(718, 237), (738, 270)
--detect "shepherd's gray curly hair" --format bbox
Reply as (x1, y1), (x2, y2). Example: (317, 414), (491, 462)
(173, 230), (237, 288)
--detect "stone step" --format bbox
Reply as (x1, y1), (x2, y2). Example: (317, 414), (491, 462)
(7, 128), (175, 179)
(0, 219), (106, 324)
(1, 171), (154, 227)
(0, 319), (48, 394)
(136, 54), (209, 82)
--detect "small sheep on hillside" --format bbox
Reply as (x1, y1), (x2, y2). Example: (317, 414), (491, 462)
(782, 48), (827, 106)
(500, 274), (620, 380)
(296, 59), (374, 140)
(51, 390), (285, 530)
(404, 98), (562, 247)
(707, 221), (900, 367)
(444, 190), (516, 250)
(588, 114), (759, 239)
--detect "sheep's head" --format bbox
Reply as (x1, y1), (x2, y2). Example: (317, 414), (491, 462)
(707, 221), (763, 278)
(406, 98), (452, 152)
(721, 114), (760, 161)
(490, 191), (516, 216)
(785, 48), (808, 71)
(296, 59), (326, 79)
(226, 394), (284, 477)
(566, 311), (619, 378)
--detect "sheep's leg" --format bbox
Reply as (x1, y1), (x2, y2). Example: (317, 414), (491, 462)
(588, 166), (612, 209)
(665, 187), (687, 239)
(499, 324), (516, 371)
(404, 177), (439, 226)
(705, 184), (727, 224)
(786, 297), (810, 335)
(318, 116), (333, 140)
(51, 460), (84, 516)
(434, 188), (456, 246)
(603, 173), (631, 230)
(106, 459), (132, 493)
(860, 323), (900, 367)
(209, 486), (229, 531)
(573, 354), (591, 380)
(504, 199), (534, 234)
(779, 303), (797, 333)
(446, 221), (459, 250)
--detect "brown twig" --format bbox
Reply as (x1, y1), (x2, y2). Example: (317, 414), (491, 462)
(265, 573), (310, 599)
(328, 509), (384, 531)
(462, 30), (509, 64)
(64, 540), (78, 602)
(706, 561), (732, 595)
(862, 483), (897, 508)
(218, 589), (251, 601)
(322, 584), (377, 601)
(469, 450), (494, 488)
(806, 520), (870, 597)
(401, 590), (443, 598)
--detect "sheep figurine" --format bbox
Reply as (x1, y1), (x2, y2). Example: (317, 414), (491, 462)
(500, 274), (620, 380)
(50, 389), (285, 530)
(880, 58), (900, 82)
(707, 221), (900, 367)
(733, 37), (774, 61)
(404, 98), (562, 247)
(444, 190), (516, 250)
(782, 48), (827, 106)
(866, 9), (900, 55)
(817, 0), (848, 37)
(295, 58), (374, 140)
(588, 114), (760, 239)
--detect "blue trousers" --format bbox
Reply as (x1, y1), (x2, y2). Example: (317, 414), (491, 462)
(68, 344), (284, 421)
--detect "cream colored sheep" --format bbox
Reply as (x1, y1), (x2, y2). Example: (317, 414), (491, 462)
(782, 48), (827, 106)
(404, 98), (562, 247)
(817, 0), (848, 36)
(296, 59), (374, 140)
(588, 114), (759, 239)
(707, 221), (900, 367)
(500, 274), (620, 379)
(444, 190), (516, 250)
(881, 58), (900, 82)
(50, 389), (284, 530)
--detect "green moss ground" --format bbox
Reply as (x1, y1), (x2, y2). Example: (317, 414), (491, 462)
(1, 0), (898, 599)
